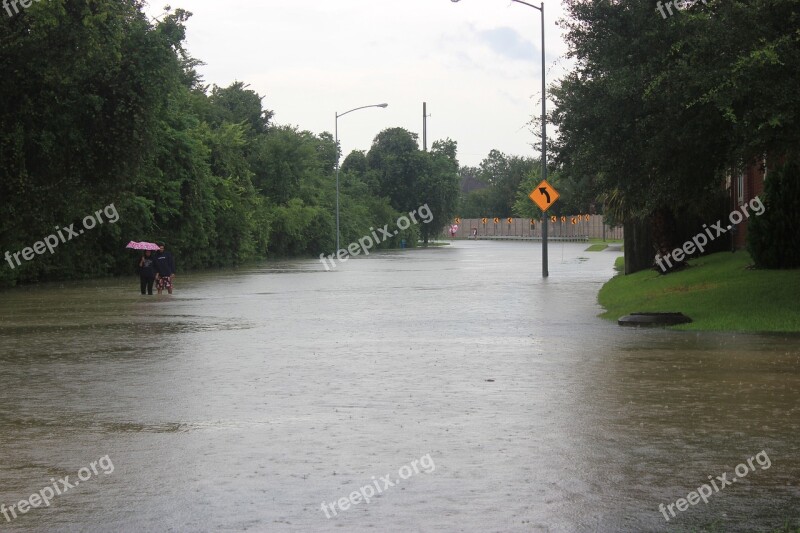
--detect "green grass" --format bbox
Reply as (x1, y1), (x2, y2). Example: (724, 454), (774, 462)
(598, 251), (800, 332)
(585, 243), (608, 252)
(589, 237), (623, 244)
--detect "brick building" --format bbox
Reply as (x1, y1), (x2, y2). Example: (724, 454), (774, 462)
(727, 156), (769, 250)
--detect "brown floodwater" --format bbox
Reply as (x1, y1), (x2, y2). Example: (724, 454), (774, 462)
(0, 241), (798, 532)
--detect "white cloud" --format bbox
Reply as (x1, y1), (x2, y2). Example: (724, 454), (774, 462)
(144, 0), (571, 166)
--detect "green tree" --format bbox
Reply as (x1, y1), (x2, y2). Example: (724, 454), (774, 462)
(208, 81), (273, 136)
(416, 139), (461, 244)
(552, 0), (800, 272)
(0, 0), (189, 283)
(366, 127), (422, 213)
(460, 150), (540, 217)
(341, 150), (368, 178)
(460, 189), (494, 219)
(747, 161), (800, 268)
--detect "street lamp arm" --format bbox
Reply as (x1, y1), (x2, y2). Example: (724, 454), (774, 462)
(336, 103), (389, 119)
(451, 0), (542, 10)
(510, 0), (542, 12)
(333, 102), (388, 252)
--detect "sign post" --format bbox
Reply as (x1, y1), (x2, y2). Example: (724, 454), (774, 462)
(529, 179), (560, 277)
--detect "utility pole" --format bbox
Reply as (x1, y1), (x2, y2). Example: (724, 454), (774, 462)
(423, 102), (430, 151)
(536, 1), (548, 278)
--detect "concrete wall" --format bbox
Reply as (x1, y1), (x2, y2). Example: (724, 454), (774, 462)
(443, 215), (624, 240)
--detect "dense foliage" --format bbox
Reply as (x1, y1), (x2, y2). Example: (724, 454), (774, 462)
(552, 0), (800, 272)
(0, 2), (459, 287)
(458, 151), (538, 218)
(457, 149), (584, 220)
(747, 161), (800, 268)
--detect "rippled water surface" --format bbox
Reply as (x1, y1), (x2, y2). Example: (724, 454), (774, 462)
(0, 241), (798, 532)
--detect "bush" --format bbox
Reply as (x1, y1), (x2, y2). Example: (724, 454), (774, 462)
(747, 160), (800, 269)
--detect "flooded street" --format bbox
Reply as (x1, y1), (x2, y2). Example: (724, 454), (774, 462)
(0, 241), (798, 532)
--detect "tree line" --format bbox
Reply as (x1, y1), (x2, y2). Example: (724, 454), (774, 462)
(460, 0), (800, 271)
(0, 2), (460, 287)
(457, 149), (587, 221)
(551, 0), (800, 272)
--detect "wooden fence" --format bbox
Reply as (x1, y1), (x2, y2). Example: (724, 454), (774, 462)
(442, 216), (624, 240)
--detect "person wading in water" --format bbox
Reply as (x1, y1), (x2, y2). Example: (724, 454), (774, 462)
(138, 250), (156, 295)
(154, 242), (176, 295)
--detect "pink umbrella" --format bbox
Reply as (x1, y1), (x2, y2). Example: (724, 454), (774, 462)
(126, 241), (160, 251)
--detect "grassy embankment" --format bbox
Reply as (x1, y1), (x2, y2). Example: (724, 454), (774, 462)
(598, 251), (800, 332)
(585, 238), (623, 252)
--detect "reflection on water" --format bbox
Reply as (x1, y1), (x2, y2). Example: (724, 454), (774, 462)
(0, 241), (797, 532)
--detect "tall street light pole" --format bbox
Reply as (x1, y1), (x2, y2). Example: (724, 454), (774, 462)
(335, 103), (388, 252)
(451, 0), (548, 277)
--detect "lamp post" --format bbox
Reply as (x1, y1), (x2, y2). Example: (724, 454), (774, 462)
(451, 0), (548, 277)
(334, 103), (388, 252)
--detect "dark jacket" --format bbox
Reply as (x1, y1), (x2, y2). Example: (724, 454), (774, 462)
(154, 251), (176, 277)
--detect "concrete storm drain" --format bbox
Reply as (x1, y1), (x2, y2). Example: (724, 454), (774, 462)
(618, 312), (693, 327)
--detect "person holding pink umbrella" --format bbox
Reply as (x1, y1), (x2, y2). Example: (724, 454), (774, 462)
(126, 241), (160, 295)
(138, 250), (156, 295)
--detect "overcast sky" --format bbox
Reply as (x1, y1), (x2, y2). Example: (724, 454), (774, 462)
(143, 0), (571, 167)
